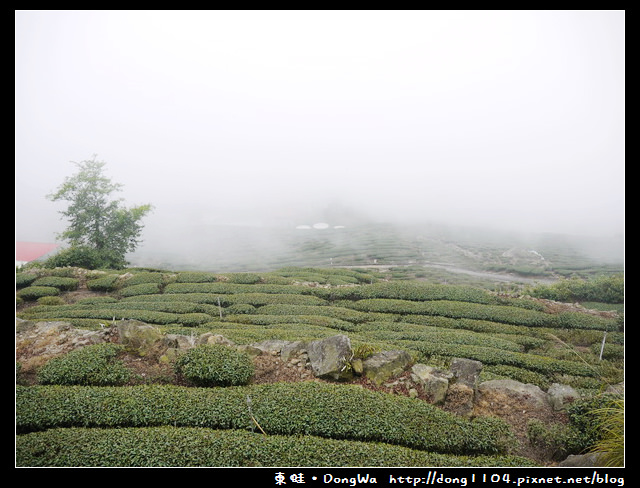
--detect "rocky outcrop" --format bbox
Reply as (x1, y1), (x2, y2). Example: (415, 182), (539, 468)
(16, 319), (113, 364)
(16, 322), (601, 419)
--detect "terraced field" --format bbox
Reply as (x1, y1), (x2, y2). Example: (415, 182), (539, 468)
(16, 266), (623, 467)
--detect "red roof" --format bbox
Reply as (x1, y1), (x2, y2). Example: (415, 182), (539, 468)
(16, 242), (59, 262)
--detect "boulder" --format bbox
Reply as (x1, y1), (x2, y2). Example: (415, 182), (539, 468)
(547, 383), (580, 410)
(307, 335), (353, 380)
(411, 364), (452, 404)
(280, 341), (308, 361)
(558, 453), (606, 467)
(197, 333), (235, 347)
(250, 339), (292, 356)
(450, 357), (483, 389)
(363, 350), (412, 386)
(117, 320), (165, 356)
(477, 379), (548, 407)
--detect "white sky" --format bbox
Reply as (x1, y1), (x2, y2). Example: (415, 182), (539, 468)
(15, 10), (625, 242)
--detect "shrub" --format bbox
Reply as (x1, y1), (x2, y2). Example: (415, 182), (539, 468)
(37, 344), (131, 386)
(37, 296), (66, 306)
(119, 283), (162, 297)
(17, 286), (60, 301)
(15, 426), (535, 467)
(16, 382), (514, 456)
(174, 344), (254, 387)
(16, 272), (37, 289)
(120, 272), (166, 287)
(32, 276), (79, 291)
(86, 274), (121, 292)
(44, 245), (126, 270)
(222, 273), (263, 284)
(175, 271), (219, 283)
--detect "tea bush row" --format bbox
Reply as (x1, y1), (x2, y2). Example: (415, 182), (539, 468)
(255, 304), (372, 324)
(16, 426), (535, 467)
(223, 314), (360, 332)
(395, 339), (598, 379)
(164, 282), (321, 296)
(16, 272), (38, 289)
(345, 299), (618, 331)
(358, 321), (525, 353)
(29, 276), (79, 291)
(18, 306), (211, 327)
(17, 286), (60, 301)
(86, 274), (121, 292)
(16, 382), (514, 456)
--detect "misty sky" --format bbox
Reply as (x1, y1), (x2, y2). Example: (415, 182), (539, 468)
(15, 10), (625, 244)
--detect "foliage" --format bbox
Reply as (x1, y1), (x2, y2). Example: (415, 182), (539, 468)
(588, 397), (624, 467)
(86, 274), (121, 292)
(174, 344), (255, 387)
(36, 296), (66, 306)
(16, 382), (514, 456)
(46, 156), (152, 269)
(15, 426), (535, 467)
(37, 344), (131, 386)
(526, 274), (624, 304)
(45, 245), (127, 270)
(17, 286), (60, 301)
(527, 394), (623, 463)
(32, 276), (79, 291)
(118, 283), (162, 297)
(16, 272), (37, 289)
(120, 271), (168, 287)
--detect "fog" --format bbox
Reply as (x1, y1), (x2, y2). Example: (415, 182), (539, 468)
(15, 11), (625, 267)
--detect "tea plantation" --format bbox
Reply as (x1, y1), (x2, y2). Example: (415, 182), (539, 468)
(15, 266), (624, 467)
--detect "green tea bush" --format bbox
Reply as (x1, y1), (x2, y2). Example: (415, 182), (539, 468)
(225, 314), (359, 331)
(16, 272), (37, 289)
(17, 286), (60, 301)
(175, 271), (219, 283)
(120, 272), (166, 287)
(225, 303), (257, 314)
(16, 382), (514, 456)
(86, 274), (120, 292)
(119, 283), (162, 297)
(75, 296), (119, 305)
(325, 282), (498, 304)
(174, 344), (254, 386)
(37, 344), (131, 386)
(221, 293), (328, 307)
(16, 426), (535, 467)
(32, 276), (79, 291)
(18, 306), (181, 326)
(256, 304), (370, 323)
(221, 273), (263, 284)
(164, 282), (316, 296)
(37, 296), (66, 306)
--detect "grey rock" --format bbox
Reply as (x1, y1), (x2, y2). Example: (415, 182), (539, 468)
(450, 357), (483, 389)
(363, 350), (412, 386)
(547, 383), (580, 410)
(478, 379), (548, 407)
(307, 335), (353, 380)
